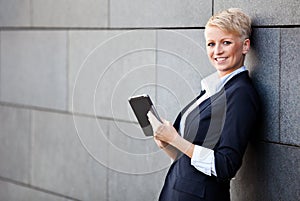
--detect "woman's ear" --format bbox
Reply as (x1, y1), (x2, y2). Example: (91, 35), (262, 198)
(242, 39), (250, 54)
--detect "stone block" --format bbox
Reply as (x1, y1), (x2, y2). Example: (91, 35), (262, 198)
(32, 0), (108, 27)
(69, 30), (119, 115)
(0, 0), (30, 27)
(0, 180), (70, 201)
(110, 0), (212, 28)
(156, 29), (215, 121)
(246, 28), (281, 142)
(106, 120), (171, 175)
(280, 28), (300, 146)
(69, 30), (156, 121)
(0, 106), (30, 183)
(214, 0), (300, 26)
(0, 31), (67, 110)
(231, 142), (300, 201)
(108, 169), (168, 201)
(31, 111), (107, 201)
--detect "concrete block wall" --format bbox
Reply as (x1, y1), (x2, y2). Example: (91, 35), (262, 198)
(0, 1), (299, 200)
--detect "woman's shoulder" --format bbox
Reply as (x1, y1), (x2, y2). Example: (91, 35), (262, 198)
(225, 71), (255, 91)
(224, 72), (260, 103)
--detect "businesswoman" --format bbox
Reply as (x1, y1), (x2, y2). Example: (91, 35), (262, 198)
(148, 8), (260, 201)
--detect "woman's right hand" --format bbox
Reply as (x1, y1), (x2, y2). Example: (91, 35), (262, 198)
(147, 111), (171, 149)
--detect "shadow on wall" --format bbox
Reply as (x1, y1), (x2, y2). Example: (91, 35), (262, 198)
(231, 22), (300, 201)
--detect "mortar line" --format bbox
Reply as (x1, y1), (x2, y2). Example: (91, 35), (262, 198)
(29, 109), (33, 186)
(0, 31), (2, 100)
(0, 101), (139, 124)
(29, 0), (33, 26)
(66, 31), (70, 112)
(0, 27), (205, 31)
(106, 124), (110, 201)
(0, 176), (82, 201)
(260, 139), (300, 148)
(0, 25), (299, 31)
(278, 28), (282, 142)
(155, 30), (158, 104)
(107, 0), (110, 28)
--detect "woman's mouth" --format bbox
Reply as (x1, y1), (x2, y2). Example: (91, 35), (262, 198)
(214, 57), (228, 65)
(215, 57), (227, 62)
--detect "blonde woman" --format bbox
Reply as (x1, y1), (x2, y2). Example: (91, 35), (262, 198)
(148, 8), (260, 201)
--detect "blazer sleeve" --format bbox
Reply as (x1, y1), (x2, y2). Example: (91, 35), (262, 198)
(214, 86), (259, 181)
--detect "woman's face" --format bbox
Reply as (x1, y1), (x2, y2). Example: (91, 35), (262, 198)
(205, 26), (250, 77)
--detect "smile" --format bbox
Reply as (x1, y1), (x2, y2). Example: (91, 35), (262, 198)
(215, 57), (227, 61)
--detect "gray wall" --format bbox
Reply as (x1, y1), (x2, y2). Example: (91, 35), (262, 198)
(0, 0), (299, 200)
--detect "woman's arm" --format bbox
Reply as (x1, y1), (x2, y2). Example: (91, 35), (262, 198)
(151, 114), (218, 176)
(147, 111), (193, 160)
(154, 120), (195, 159)
(154, 138), (179, 160)
(215, 88), (259, 180)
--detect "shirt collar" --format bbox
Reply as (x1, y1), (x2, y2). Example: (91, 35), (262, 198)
(216, 66), (247, 92)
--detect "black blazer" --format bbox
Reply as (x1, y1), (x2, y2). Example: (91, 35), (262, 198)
(159, 71), (260, 201)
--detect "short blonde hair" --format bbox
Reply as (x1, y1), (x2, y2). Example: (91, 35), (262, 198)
(205, 8), (252, 40)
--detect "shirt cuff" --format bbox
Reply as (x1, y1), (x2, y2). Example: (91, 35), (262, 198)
(191, 145), (217, 176)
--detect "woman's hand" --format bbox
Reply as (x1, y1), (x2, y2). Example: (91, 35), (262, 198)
(154, 119), (179, 145)
(147, 111), (178, 147)
(155, 120), (194, 158)
(153, 137), (169, 149)
(147, 111), (194, 158)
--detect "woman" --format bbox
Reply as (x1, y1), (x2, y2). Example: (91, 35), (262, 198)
(148, 8), (260, 201)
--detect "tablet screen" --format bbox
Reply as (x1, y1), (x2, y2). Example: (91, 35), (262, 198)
(128, 94), (161, 136)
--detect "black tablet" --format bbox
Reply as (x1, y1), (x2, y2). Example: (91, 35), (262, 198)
(128, 94), (162, 136)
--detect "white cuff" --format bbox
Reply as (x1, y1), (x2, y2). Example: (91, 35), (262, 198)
(191, 145), (217, 176)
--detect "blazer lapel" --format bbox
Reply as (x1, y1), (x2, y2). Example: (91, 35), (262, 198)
(183, 87), (226, 140)
(173, 90), (206, 131)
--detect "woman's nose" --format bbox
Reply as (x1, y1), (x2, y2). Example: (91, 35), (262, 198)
(215, 44), (223, 54)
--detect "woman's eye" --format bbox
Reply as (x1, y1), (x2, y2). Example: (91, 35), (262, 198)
(207, 43), (215, 47)
(223, 41), (232, 45)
